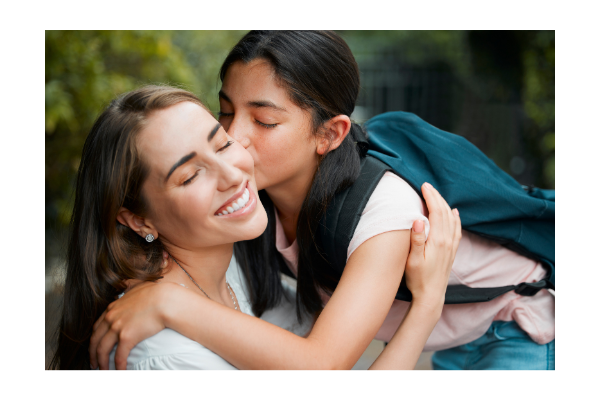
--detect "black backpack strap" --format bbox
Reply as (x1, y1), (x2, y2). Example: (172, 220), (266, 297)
(318, 156), (555, 304)
(351, 122), (370, 158)
(319, 155), (390, 273)
(395, 279), (553, 304)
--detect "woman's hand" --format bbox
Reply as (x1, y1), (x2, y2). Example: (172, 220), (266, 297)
(405, 182), (462, 312)
(89, 281), (182, 370)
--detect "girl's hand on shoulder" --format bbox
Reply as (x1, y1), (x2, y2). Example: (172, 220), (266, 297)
(405, 182), (461, 313)
(89, 281), (184, 370)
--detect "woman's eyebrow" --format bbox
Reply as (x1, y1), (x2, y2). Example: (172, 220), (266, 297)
(207, 123), (221, 142)
(165, 152), (197, 183)
(164, 123), (221, 183)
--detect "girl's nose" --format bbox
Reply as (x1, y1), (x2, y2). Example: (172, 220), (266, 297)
(227, 119), (251, 149)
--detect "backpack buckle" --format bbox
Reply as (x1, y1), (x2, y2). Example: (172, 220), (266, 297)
(514, 281), (549, 296)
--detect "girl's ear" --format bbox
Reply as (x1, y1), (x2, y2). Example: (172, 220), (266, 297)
(316, 115), (352, 155)
(116, 207), (158, 240)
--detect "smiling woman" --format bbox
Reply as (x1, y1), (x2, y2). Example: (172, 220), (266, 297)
(49, 85), (285, 369)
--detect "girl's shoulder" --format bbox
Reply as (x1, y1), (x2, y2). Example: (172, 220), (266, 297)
(347, 171), (430, 260)
(363, 171), (424, 214)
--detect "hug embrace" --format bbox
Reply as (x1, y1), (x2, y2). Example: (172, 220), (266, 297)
(50, 31), (555, 370)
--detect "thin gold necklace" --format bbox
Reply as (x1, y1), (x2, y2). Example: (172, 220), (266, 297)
(170, 255), (238, 311)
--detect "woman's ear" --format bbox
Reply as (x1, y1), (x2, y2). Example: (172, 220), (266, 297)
(116, 207), (158, 240)
(316, 115), (352, 156)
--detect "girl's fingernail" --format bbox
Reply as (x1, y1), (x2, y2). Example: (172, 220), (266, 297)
(423, 182), (432, 190)
(453, 208), (459, 216)
(413, 220), (424, 233)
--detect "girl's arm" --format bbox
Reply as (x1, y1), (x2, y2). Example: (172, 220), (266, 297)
(370, 184), (461, 369)
(90, 184), (460, 370)
(93, 229), (408, 370)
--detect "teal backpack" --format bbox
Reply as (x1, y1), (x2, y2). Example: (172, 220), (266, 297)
(317, 111), (555, 304)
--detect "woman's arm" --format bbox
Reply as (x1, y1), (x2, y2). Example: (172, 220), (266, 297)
(91, 183), (459, 370)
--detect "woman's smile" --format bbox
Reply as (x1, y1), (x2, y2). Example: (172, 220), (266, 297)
(215, 181), (258, 218)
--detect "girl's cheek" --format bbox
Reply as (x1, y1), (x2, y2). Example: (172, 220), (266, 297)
(233, 145), (256, 174)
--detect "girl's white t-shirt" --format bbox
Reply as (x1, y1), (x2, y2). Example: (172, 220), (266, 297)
(108, 255), (312, 369)
(275, 172), (555, 351)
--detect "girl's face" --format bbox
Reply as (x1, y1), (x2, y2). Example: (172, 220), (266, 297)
(137, 101), (268, 250)
(218, 59), (320, 192)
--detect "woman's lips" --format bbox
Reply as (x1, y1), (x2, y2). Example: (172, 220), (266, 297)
(215, 182), (257, 218)
(216, 180), (248, 213)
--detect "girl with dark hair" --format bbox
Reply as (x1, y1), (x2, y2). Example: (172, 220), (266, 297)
(51, 84), (460, 370)
(91, 31), (553, 370)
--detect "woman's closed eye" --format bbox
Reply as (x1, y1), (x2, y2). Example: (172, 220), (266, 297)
(218, 140), (234, 153)
(183, 172), (198, 186)
(182, 141), (233, 186)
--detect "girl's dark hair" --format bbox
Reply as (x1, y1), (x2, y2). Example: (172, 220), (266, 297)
(221, 31), (365, 319)
(49, 85), (206, 369)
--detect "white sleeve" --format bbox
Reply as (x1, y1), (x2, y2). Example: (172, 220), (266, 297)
(347, 172), (430, 260)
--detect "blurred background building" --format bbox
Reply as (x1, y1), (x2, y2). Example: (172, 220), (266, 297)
(45, 30), (555, 368)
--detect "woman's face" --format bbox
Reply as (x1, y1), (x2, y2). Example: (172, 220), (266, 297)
(218, 59), (320, 192)
(137, 101), (267, 250)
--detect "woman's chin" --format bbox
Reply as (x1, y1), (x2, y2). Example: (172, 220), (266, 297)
(239, 204), (269, 241)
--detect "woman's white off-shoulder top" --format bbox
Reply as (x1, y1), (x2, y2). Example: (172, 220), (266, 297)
(108, 255), (311, 370)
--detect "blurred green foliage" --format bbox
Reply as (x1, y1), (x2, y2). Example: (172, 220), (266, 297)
(522, 31), (555, 186)
(45, 31), (554, 263)
(45, 31), (246, 260)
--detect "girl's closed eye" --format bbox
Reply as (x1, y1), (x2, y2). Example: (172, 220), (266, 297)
(256, 120), (278, 129)
(217, 111), (233, 120)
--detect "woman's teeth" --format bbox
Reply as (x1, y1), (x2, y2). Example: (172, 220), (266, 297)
(217, 188), (250, 216)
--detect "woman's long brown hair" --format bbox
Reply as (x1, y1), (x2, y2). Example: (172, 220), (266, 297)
(49, 85), (205, 369)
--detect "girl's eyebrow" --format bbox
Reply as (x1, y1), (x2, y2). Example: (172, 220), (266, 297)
(247, 100), (287, 113)
(219, 89), (287, 113)
(218, 89), (231, 103)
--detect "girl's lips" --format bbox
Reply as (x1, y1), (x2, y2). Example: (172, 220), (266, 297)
(215, 183), (257, 219)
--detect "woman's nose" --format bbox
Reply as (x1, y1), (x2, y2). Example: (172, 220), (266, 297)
(216, 158), (244, 192)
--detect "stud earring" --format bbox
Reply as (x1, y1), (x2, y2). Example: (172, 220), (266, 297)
(145, 233), (155, 242)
